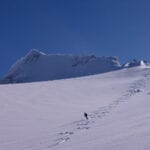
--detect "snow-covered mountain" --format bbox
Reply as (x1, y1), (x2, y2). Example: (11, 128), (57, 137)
(1, 49), (150, 84)
(123, 59), (150, 68)
(2, 49), (121, 83)
(1, 66), (150, 150)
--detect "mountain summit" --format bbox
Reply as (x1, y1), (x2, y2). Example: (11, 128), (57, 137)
(2, 49), (122, 83)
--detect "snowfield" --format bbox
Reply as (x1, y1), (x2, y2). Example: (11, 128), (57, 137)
(1, 66), (150, 150)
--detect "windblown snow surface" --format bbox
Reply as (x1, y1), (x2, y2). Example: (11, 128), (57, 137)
(1, 66), (150, 150)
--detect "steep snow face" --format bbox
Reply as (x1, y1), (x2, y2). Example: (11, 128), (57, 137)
(2, 49), (121, 83)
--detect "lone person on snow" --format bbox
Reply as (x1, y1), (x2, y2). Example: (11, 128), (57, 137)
(84, 112), (88, 120)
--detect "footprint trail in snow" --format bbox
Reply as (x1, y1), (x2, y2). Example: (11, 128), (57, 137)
(25, 76), (149, 150)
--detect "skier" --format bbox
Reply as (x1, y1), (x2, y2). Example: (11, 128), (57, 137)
(84, 112), (88, 120)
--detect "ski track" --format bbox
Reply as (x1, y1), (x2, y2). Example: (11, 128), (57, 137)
(23, 75), (149, 150)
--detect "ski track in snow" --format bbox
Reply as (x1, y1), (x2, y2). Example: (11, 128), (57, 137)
(23, 75), (149, 150)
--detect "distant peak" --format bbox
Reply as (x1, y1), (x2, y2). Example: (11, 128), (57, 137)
(123, 59), (150, 68)
(26, 49), (46, 57)
(140, 60), (150, 67)
(23, 49), (46, 63)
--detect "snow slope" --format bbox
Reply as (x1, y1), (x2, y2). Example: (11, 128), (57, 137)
(0, 66), (150, 150)
(2, 49), (121, 83)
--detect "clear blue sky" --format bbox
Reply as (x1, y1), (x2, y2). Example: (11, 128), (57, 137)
(0, 0), (150, 77)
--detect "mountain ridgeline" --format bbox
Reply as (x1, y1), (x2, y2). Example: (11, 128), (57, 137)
(1, 49), (150, 84)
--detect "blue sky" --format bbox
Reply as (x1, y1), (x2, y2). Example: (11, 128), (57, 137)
(0, 0), (150, 77)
